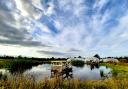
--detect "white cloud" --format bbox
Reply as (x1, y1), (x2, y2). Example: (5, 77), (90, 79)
(0, 0), (128, 57)
(0, 45), (43, 57)
(14, 0), (29, 16)
(93, 0), (109, 12)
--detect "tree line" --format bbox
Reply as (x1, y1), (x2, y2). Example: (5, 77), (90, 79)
(0, 55), (128, 62)
(0, 55), (67, 61)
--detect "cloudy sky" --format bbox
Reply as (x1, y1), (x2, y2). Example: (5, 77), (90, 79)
(0, 0), (128, 58)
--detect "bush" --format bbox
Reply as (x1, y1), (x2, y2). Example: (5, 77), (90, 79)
(70, 60), (85, 67)
(4, 60), (40, 74)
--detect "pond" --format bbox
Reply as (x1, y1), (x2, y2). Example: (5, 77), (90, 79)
(0, 63), (112, 81)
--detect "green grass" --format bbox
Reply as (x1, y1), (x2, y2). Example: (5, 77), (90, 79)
(0, 60), (44, 74)
(0, 60), (11, 68)
(1, 60), (128, 89)
(100, 63), (128, 79)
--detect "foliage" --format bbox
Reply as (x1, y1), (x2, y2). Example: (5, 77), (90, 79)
(0, 75), (128, 89)
(0, 60), (11, 68)
(0, 72), (7, 80)
(0, 55), (67, 61)
(5, 60), (43, 74)
(100, 63), (128, 78)
(71, 60), (85, 67)
(0, 60), (44, 74)
(94, 54), (100, 59)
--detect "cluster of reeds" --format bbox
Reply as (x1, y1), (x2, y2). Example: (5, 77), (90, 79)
(70, 60), (85, 67)
(0, 74), (128, 89)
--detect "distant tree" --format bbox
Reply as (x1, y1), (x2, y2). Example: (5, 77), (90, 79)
(107, 57), (112, 58)
(17, 55), (23, 60)
(78, 56), (82, 58)
(94, 54), (100, 59)
(51, 57), (55, 60)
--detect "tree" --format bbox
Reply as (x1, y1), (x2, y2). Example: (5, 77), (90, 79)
(94, 54), (100, 59)
(51, 57), (55, 60)
(78, 56), (82, 58)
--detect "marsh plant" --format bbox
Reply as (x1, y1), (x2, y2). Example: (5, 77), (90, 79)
(0, 72), (7, 80)
(70, 60), (85, 67)
(0, 75), (128, 89)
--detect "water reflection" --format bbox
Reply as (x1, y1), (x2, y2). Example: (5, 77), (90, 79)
(51, 62), (73, 79)
(23, 63), (112, 81)
(90, 63), (99, 70)
(61, 66), (73, 79)
(99, 66), (112, 80)
(73, 65), (112, 80)
(24, 64), (51, 81)
(0, 63), (112, 81)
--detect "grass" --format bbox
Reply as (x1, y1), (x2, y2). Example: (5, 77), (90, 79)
(1, 60), (128, 89)
(0, 60), (44, 74)
(5, 60), (37, 73)
(0, 60), (11, 68)
(0, 75), (128, 89)
(100, 63), (128, 79)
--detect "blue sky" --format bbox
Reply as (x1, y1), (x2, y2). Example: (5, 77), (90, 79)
(0, 0), (128, 57)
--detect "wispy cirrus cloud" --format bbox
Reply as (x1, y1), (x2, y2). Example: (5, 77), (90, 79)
(0, 0), (128, 57)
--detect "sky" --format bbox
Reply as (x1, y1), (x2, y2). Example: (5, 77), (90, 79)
(0, 0), (128, 58)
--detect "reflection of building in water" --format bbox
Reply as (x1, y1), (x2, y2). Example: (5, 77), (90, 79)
(51, 61), (73, 79)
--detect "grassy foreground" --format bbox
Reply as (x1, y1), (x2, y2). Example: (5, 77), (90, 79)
(0, 76), (128, 89)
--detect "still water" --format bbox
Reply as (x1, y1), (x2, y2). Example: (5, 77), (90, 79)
(0, 64), (112, 81)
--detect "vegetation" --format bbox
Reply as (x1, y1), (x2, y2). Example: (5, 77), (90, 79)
(1, 55), (128, 89)
(94, 54), (100, 59)
(0, 60), (10, 68)
(0, 75), (128, 89)
(70, 60), (85, 67)
(0, 55), (67, 74)
(100, 63), (128, 79)
(0, 59), (44, 74)
(5, 60), (42, 74)
(0, 72), (7, 80)
(0, 55), (67, 61)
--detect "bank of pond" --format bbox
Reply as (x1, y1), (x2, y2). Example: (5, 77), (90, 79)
(0, 59), (128, 89)
(0, 59), (112, 80)
(0, 76), (128, 89)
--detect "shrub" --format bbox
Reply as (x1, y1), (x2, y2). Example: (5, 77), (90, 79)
(70, 60), (84, 67)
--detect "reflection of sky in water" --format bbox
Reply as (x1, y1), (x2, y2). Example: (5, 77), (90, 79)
(73, 65), (112, 80)
(73, 65), (100, 80)
(24, 64), (51, 81)
(99, 66), (112, 74)
(24, 64), (112, 81)
(0, 64), (112, 81)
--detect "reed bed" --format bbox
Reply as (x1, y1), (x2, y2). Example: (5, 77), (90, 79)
(0, 75), (128, 89)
